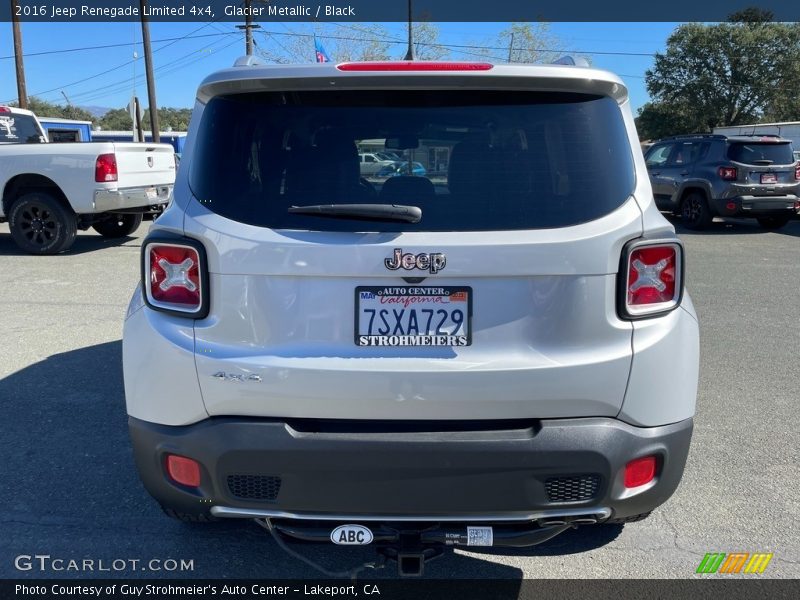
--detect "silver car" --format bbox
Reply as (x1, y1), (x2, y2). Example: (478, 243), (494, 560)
(123, 58), (699, 576)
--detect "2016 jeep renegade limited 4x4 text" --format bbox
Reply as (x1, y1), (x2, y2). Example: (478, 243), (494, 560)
(123, 59), (699, 575)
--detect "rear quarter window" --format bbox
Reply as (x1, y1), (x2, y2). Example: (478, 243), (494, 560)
(189, 90), (635, 232)
(0, 113), (45, 144)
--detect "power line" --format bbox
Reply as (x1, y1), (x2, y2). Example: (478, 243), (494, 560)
(75, 38), (240, 104)
(328, 22), (508, 62)
(0, 31), (237, 61)
(9, 25), (785, 109)
(3, 26), (791, 65)
(6, 26), (238, 104)
(0, 27), (656, 64)
(68, 35), (239, 104)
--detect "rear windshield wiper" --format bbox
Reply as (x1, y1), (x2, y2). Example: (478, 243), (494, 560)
(288, 204), (422, 223)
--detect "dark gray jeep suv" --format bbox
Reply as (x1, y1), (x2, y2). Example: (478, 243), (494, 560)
(645, 134), (800, 230)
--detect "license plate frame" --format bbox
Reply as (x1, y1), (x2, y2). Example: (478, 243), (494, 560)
(354, 285), (473, 347)
(760, 173), (777, 184)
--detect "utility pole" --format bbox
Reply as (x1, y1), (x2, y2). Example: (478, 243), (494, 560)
(245, 0), (253, 56)
(236, 0), (261, 56)
(403, 0), (414, 60)
(507, 32), (515, 63)
(134, 97), (145, 143)
(10, 0), (28, 108)
(139, 0), (160, 142)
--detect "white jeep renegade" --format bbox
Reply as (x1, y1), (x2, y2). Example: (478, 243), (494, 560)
(123, 58), (699, 575)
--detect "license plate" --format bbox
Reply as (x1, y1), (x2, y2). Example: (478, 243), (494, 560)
(355, 286), (472, 346)
(760, 173), (777, 184)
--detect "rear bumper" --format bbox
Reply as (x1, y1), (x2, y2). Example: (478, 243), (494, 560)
(711, 194), (799, 217)
(94, 185), (172, 212)
(129, 415), (692, 522)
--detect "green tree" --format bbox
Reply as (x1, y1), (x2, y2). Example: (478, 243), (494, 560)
(98, 108), (133, 131)
(408, 22), (448, 60)
(635, 101), (706, 141)
(99, 107), (192, 132)
(498, 22), (564, 64)
(645, 20), (800, 133)
(463, 22), (567, 64)
(332, 23), (392, 61)
(145, 107), (192, 131)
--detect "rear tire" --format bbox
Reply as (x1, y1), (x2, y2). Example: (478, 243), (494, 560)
(680, 192), (713, 230)
(756, 216), (790, 230)
(8, 192), (77, 255)
(159, 505), (219, 523)
(92, 213), (143, 238)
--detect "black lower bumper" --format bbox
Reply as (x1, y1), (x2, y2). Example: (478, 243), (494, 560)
(712, 194), (799, 217)
(129, 416), (692, 522)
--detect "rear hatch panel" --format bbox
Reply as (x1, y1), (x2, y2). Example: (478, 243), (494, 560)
(727, 140), (799, 198)
(180, 81), (643, 421)
(187, 197), (640, 420)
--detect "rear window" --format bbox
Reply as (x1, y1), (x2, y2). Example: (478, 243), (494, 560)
(0, 113), (45, 144)
(727, 142), (794, 165)
(190, 90), (634, 231)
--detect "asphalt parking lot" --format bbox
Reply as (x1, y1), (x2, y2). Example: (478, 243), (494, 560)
(0, 217), (798, 580)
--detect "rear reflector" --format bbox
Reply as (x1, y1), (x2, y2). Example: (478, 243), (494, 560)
(624, 456), (657, 488)
(95, 153), (118, 182)
(166, 454), (201, 488)
(142, 238), (208, 318)
(337, 61), (494, 72)
(619, 240), (683, 319)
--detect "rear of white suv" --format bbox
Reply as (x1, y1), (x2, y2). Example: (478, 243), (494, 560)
(123, 60), (698, 572)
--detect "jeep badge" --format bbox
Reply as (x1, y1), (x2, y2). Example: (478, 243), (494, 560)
(384, 248), (446, 274)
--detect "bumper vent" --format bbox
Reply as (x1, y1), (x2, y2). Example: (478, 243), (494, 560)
(545, 474), (601, 503)
(227, 475), (282, 502)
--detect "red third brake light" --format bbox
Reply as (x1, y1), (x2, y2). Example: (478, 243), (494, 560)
(144, 241), (207, 317)
(718, 166), (737, 180)
(95, 153), (118, 182)
(337, 61), (494, 72)
(621, 241), (683, 318)
(624, 456), (657, 488)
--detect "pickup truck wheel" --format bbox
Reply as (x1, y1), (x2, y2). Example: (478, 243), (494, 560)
(92, 213), (143, 238)
(8, 193), (78, 255)
(756, 216), (790, 230)
(680, 192), (713, 230)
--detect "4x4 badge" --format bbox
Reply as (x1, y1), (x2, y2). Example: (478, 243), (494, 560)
(384, 248), (446, 274)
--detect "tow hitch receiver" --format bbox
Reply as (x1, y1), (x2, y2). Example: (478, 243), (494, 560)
(258, 514), (604, 577)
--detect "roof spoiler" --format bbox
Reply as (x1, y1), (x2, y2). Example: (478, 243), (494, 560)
(233, 55), (266, 67)
(551, 55), (589, 67)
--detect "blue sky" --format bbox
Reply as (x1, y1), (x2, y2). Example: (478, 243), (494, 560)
(0, 22), (678, 114)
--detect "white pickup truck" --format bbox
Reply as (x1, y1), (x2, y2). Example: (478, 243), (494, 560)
(0, 105), (175, 254)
